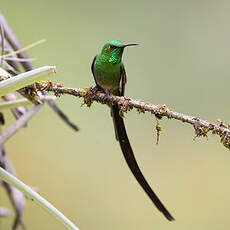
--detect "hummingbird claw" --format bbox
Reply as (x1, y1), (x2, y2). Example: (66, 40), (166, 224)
(103, 90), (111, 101)
(91, 85), (99, 94)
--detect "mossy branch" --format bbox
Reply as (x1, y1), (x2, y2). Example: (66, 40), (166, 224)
(36, 82), (230, 150)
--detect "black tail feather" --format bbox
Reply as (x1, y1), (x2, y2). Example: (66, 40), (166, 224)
(111, 105), (174, 221)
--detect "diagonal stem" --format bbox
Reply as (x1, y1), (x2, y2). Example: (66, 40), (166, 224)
(0, 105), (43, 146)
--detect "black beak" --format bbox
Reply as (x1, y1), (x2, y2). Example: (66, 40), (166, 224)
(122, 43), (139, 48)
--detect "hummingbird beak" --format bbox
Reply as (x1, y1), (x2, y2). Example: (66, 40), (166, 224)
(122, 43), (139, 48)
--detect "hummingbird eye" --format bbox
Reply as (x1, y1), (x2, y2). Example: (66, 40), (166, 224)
(109, 45), (117, 50)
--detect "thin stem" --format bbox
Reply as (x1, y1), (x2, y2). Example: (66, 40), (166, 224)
(0, 39), (46, 59)
(0, 98), (31, 110)
(0, 167), (79, 230)
(0, 105), (43, 146)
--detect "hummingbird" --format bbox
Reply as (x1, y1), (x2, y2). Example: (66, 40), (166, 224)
(91, 40), (174, 221)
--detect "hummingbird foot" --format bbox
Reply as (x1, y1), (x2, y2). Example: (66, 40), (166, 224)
(91, 85), (99, 94)
(103, 90), (111, 102)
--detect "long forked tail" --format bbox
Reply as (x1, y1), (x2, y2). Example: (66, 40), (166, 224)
(111, 104), (175, 221)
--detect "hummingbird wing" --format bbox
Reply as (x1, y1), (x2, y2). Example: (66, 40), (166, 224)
(91, 55), (97, 83)
(120, 63), (127, 96)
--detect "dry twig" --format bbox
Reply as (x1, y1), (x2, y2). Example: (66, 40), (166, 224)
(0, 105), (43, 146)
(0, 125), (26, 229)
(0, 13), (79, 131)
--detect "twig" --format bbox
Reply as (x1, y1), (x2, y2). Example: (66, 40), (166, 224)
(0, 98), (31, 110)
(37, 82), (230, 150)
(0, 14), (33, 71)
(3, 94), (28, 122)
(0, 20), (5, 66)
(2, 40), (21, 74)
(46, 100), (79, 131)
(1, 155), (26, 230)
(0, 127), (26, 229)
(0, 105), (43, 146)
(0, 167), (80, 230)
(0, 39), (46, 59)
(4, 57), (36, 62)
(0, 13), (79, 131)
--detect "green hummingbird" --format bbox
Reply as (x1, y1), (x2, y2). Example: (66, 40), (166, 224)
(91, 40), (174, 221)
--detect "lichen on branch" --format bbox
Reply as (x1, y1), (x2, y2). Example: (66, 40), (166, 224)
(36, 81), (230, 150)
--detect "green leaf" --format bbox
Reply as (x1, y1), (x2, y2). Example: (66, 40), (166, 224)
(0, 66), (56, 97)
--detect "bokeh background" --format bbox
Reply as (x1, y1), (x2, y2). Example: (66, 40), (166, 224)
(1, 0), (230, 229)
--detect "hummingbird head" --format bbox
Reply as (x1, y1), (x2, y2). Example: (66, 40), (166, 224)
(100, 40), (138, 64)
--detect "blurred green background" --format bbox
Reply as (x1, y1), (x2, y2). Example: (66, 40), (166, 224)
(1, 0), (230, 229)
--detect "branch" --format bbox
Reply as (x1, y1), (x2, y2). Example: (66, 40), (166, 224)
(0, 167), (79, 230)
(0, 126), (26, 229)
(0, 13), (33, 71)
(37, 82), (230, 150)
(0, 13), (79, 131)
(0, 105), (43, 146)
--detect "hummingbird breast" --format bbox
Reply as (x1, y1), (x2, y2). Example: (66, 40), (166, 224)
(94, 58), (121, 94)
